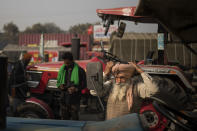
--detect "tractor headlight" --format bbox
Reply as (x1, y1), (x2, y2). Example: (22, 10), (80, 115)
(47, 79), (58, 89)
(27, 81), (40, 88)
(26, 71), (42, 88)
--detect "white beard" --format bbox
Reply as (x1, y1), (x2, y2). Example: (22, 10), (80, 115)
(110, 82), (130, 103)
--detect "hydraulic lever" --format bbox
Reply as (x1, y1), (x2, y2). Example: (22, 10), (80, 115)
(100, 40), (128, 64)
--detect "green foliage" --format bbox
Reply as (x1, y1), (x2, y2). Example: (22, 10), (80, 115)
(0, 21), (100, 45)
(3, 22), (19, 35)
(68, 23), (92, 34)
(1, 22), (19, 44)
(23, 23), (64, 33)
(44, 23), (64, 33)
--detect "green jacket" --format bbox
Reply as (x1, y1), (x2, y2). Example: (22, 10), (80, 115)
(56, 63), (79, 88)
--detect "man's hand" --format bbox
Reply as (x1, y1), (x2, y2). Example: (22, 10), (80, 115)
(90, 90), (97, 96)
(104, 61), (114, 75)
(68, 86), (78, 94)
(129, 62), (144, 74)
(60, 84), (65, 90)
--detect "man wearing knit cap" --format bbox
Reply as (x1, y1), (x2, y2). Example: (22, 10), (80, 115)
(91, 61), (159, 120)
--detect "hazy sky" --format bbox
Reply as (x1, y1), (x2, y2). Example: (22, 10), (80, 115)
(0, 0), (157, 32)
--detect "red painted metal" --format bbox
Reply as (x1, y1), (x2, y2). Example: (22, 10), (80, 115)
(26, 97), (54, 119)
(96, 6), (156, 23)
(29, 57), (106, 72)
(137, 60), (145, 65)
(30, 71), (58, 94)
(97, 7), (137, 17)
(81, 88), (90, 94)
(29, 57), (106, 94)
(87, 26), (93, 35)
(140, 102), (167, 131)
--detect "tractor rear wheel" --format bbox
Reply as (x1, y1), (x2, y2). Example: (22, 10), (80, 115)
(153, 76), (192, 110)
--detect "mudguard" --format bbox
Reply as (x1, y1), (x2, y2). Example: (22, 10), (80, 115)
(140, 65), (195, 92)
(25, 97), (54, 119)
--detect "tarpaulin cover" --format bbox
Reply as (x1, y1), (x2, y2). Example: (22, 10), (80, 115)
(135, 0), (197, 43)
(4, 114), (144, 131)
(5, 117), (85, 131)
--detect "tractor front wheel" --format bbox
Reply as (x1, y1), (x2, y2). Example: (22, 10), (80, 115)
(16, 103), (49, 119)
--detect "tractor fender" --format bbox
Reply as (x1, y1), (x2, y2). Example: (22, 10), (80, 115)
(25, 97), (54, 119)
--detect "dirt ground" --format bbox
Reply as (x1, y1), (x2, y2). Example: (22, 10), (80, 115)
(79, 110), (105, 121)
(79, 96), (106, 121)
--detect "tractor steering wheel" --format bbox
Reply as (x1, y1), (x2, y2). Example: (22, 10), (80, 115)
(151, 97), (197, 131)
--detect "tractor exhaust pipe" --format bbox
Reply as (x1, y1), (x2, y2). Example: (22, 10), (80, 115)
(71, 34), (80, 60)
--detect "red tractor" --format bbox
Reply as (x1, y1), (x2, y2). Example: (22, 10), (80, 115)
(15, 56), (106, 119)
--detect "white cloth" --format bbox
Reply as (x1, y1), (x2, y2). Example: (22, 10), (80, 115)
(137, 72), (158, 99)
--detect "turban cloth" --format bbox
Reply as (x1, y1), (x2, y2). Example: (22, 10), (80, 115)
(112, 63), (135, 78)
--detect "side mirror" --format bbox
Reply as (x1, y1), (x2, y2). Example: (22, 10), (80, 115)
(104, 17), (114, 36)
(86, 62), (103, 91)
(117, 22), (126, 38)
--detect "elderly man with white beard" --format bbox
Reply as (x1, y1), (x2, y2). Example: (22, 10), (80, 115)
(90, 61), (159, 120)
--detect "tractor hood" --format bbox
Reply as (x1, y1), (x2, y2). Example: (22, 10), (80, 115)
(27, 57), (106, 72)
(97, 0), (197, 43)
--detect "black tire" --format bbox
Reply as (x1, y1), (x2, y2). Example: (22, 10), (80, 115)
(16, 103), (49, 119)
(152, 76), (191, 110)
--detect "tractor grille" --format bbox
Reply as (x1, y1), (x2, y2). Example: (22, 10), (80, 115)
(26, 71), (42, 88)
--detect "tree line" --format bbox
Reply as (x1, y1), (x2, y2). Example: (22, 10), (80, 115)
(0, 22), (97, 45)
